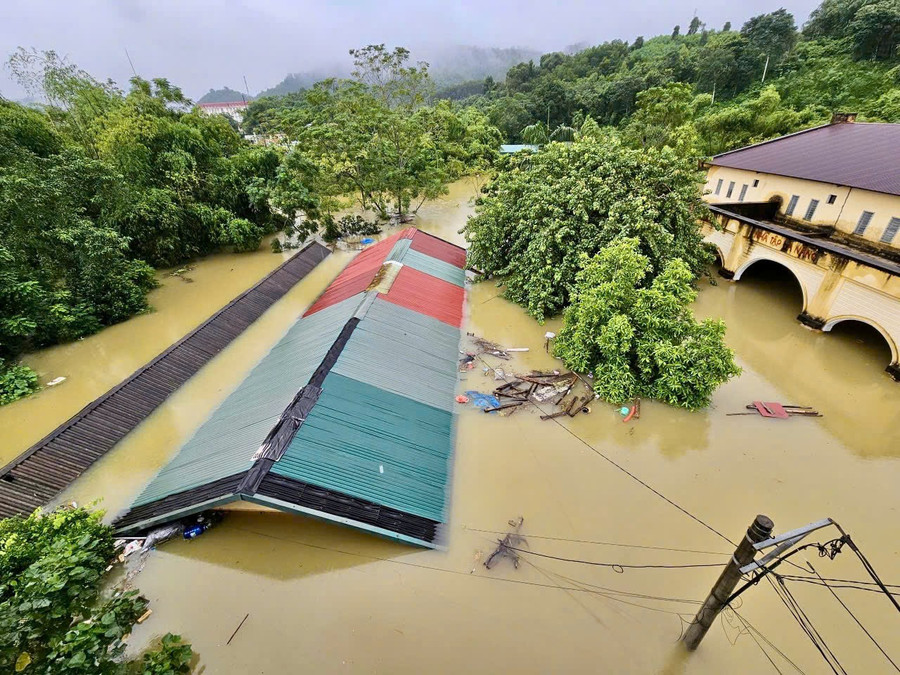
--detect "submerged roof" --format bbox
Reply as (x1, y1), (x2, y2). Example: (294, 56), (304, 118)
(114, 229), (466, 547)
(710, 123), (900, 197)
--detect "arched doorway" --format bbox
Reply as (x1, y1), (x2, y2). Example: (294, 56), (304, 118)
(732, 258), (806, 315)
(823, 317), (899, 375)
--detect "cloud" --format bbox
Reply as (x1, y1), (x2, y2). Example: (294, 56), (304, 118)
(0, 0), (821, 100)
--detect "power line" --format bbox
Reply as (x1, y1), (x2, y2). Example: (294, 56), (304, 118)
(728, 606), (806, 674)
(476, 354), (737, 547)
(780, 576), (900, 597)
(235, 525), (706, 612)
(504, 544), (725, 570)
(803, 565), (900, 672)
(769, 576), (847, 674)
(779, 575), (900, 591)
(465, 527), (731, 556)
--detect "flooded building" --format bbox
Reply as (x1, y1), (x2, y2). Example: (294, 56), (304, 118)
(701, 116), (900, 379)
(115, 229), (466, 547)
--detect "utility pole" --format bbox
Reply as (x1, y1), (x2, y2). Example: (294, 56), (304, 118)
(761, 55), (770, 83)
(683, 514), (774, 650)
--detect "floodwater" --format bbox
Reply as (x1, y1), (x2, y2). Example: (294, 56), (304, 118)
(2, 179), (898, 674)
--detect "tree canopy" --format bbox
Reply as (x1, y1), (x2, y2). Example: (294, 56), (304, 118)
(0, 506), (192, 674)
(442, 0), (899, 148)
(554, 239), (740, 409)
(463, 134), (711, 322)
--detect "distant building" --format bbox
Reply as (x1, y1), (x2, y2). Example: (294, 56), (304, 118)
(197, 100), (249, 121)
(700, 115), (900, 379)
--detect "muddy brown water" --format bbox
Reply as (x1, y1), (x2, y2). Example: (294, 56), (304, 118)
(1, 180), (898, 673)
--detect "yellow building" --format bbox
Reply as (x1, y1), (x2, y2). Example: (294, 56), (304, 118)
(700, 116), (900, 380)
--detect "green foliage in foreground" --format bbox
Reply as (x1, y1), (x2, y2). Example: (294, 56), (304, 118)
(0, 359), (39, 405)
(463, 134), (711, 322)
(554, 239), (740, 409)
(0, 506), (192, 674)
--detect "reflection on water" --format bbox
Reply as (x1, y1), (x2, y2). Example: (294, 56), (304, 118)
(2, 181), (898, 674)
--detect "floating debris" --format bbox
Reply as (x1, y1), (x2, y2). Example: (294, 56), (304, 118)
(485, 517), (527, 570)
(47, 376), (67, 387)
(726, 401), (822, 418)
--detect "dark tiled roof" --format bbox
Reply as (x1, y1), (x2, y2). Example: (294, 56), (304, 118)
(711, 123), (900, 197)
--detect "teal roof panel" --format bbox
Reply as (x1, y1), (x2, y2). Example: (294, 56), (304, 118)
(400, 249), (465, 287)
(332, 298), (460, 412)
(271, 373), (454, 522)
(131, 294), (362, 506)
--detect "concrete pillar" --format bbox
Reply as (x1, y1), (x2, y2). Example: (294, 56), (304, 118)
(719, 220), (752, 280)
(799, 262), (845, 328)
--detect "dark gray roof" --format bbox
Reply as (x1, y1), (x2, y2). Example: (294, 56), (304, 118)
(711, 123), (900, 197)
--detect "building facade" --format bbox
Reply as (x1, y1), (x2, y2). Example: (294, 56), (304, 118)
(197, 100), (249, 122)
(701, 118), (900, 379)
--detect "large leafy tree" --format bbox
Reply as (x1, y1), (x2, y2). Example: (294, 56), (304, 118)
(0, 506), (192, 674)
(268, 46), (500, 220)
(554, 239), (740, 409)
(463, 134), (712, 322)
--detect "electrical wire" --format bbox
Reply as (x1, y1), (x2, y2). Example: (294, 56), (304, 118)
(768, 576), (846, 674)
(476, 354), (737, 547)
(235, 524), (707, 612)
(464, 527), (731, 556)
(780, 576), (900, 597)
(502, 544), (725, 570)
(803, 565), (900, 672)
(728, 606), (806, 674)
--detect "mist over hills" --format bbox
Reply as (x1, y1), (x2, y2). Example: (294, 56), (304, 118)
(198, 44), (541, 102)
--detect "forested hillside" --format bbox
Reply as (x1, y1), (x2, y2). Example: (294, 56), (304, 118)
(453, 0), (899, 151)
(197, 86), (249, 103)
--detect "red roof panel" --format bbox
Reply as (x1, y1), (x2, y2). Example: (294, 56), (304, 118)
(380, 266), (465, 327)
(410, 231), (466, 269)
(304, 231), (408, 316)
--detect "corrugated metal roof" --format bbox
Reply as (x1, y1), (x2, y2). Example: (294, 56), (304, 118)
(380, 266), (466, 327)
(711, 123), (900, 197)
(117, 228), (465, 547)
(332, 298), (460, 412)
(271, 373), (454, 522)
(401, 249), (466, 287)
(410, 230), (466, 268)
(131, 295), (360, 506)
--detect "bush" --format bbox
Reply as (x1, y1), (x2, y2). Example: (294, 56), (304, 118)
(0, 359), (39, 405)
(554, 239), (740, 409)
(0, 506), (193, 674)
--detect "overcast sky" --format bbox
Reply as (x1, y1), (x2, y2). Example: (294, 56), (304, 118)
(2, 0), (821, 100)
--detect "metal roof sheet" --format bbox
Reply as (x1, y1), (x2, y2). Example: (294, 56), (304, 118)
(711, 123), (900, 197)
(331, 298), (461, 412)
(410, 230), (467, 268)
(401, 248), (466, 287)
(131, 295), (361, 506)
(119, 227), (465, 545)
(380, 266), (466, 327)
(270, 373), (454, 522)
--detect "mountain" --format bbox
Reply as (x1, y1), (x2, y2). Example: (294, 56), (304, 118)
(252, 45), (542, 99)
(424, 45), (541, 84)
(197, 87), (250, 104)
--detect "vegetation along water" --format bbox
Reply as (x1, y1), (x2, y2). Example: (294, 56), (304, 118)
(1, 0), (899, 672)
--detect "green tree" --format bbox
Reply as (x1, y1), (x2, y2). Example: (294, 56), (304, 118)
(554, 239), (740, 409)
(672, 25), (681, 38)
(0, 506), (192, 674)
(849, 0), (900, 60)
(741, 9), (798, 71)
(688, 16), (703, 35)
(463, 134), (712, 321)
